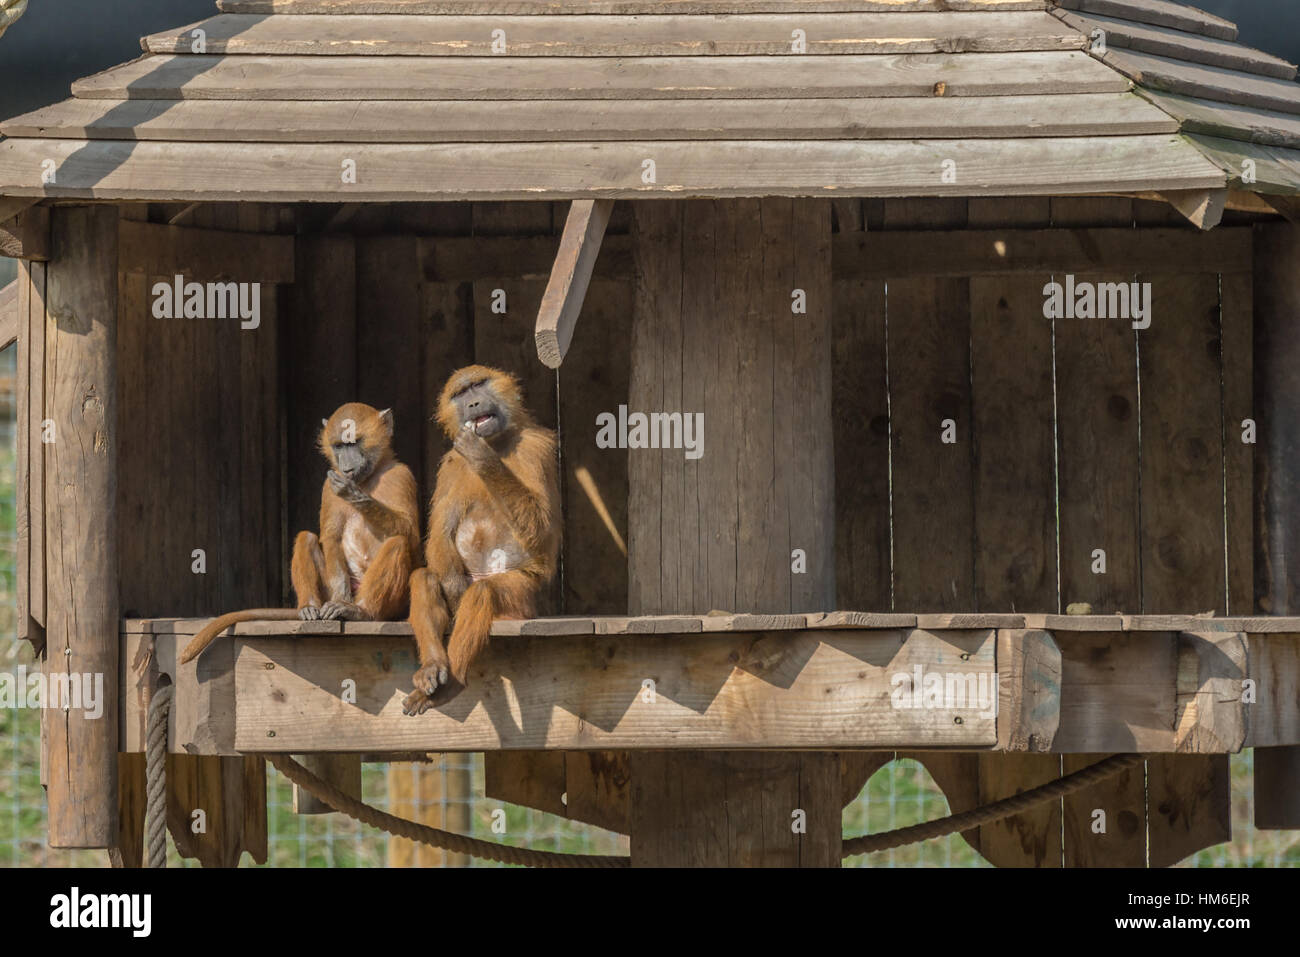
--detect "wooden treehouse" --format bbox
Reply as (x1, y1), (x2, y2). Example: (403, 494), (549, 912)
(2, 0), (1300, 868)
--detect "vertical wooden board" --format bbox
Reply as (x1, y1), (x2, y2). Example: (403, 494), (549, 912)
(971, 276), (1058, 613)
(239, 204), (285, 608)
(1220, 272), (1253, 615)
(483, 751), (567, 818)
(789, 199), (835, 611)
(1062, 753), (1147, 866)
(564, 751), (631, 834)
(357, 236), (424, 491)
(16, 260), (29, 642)
(902, 752), (982, 854)
(970, 275), (1061, 866)
(44, 205), (119, 848)
(1054, 280), (1141, 613)
(25, 260), (46, 638)
(736, 198), (785, 613)
(241, 755), (268, 865)
(558, 279), (632, 615)
(1133, 198), (1189, 228)
(116, 206), (150, 618)
(287, 235), (357, 543)
(675, 201), (713, 615)
(831, 278), (889, 611)
(419, 279), (474, 511)
(839, 751), (893, 805)
(166, 754), (256, 868)
(472, 202), (554, 237)
(1138, 272), (1226, 614)
(472, 278), (558, 614)
(1147, 754), (1231, 866)
(630, 752), (839, 868)
(887, 277), (975, 610)
(977, 754), (1062, 868)
(1139, 276), (1234, 871)
(292, 754), (361, 814)
(831, 199), (862, 234)
(627, 200), (676, 615)
(1255, 746), (1300, 829)
(115, 753), (147, 868)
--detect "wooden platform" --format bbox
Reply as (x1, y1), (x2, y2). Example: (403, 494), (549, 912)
(121, 613), (1300, 758)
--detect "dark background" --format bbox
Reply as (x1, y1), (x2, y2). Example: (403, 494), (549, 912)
(0, 0), (1297, 124)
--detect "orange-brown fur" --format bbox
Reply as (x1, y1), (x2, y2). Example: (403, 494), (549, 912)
(181, 403), (421, 664)
(403, 366), (561, 714)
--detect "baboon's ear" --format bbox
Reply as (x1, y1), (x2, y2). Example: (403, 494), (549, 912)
(321, 418), (329, 429)
(379, 408), (394, 434)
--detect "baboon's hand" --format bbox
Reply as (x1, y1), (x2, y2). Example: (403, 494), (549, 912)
(453, 423), (494, 469)
(299, 604), (321, 620)
(327, 469), (369, 505)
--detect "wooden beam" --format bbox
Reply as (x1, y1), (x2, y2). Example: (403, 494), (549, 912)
(0, 205), (50, 261)
(118, 219), (294, 282)
(292, 754), (361, 814)
(1158, 187), (1227, 230)
(1265, 194), (1300, 225)
(1096, 47), (1300, 116)
(0, 196), (38, 224)
(1056, 0), (1238, 41)
(216, 0), (1050, 12)
(44, 206), (119, 849)
(535, 199), (613, 369)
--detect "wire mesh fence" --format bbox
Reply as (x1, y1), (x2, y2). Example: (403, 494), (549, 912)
(0, 331), (1295, 867)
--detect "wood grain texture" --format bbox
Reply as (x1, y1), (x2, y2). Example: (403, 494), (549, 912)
(70, 51), (1129, 101)
(2, 93), (1177, 142)
(217, 1), (1071, 16)
(1056, 0), (1238, 41)
(43, 205), (119, 848)
(1136, 88), (1300, 151)
(117, 220), (294, 282)
(145, 12), (1085, 56)
(535, 199), (613, 368)
(0, 136), (1226, 202)
(1097, 47), (1300, 116)
(233, 629), (998, 751)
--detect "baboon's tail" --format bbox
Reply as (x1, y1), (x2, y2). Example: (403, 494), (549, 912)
(180, 608), (302, 664)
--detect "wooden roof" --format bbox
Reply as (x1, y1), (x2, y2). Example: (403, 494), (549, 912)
(0, 0), (1295, 202)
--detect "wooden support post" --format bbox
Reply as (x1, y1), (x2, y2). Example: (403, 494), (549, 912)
(626, 198), (838, 867)
(0, 204), (51, 261)
(535, 198), (614, 369)
(293, 754), (361, 815)
(1252, 220), (1300, 829)
(43, 205), (119, 848)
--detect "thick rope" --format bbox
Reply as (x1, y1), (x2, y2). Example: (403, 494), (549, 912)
(145, 681), (174, 869)
(271, 750), (1145, 866)
(268, 753), (630, 868)
(842, 752), (1146, 857)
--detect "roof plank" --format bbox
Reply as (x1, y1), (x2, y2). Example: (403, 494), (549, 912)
(69, 50), (1131, 100)
(216, 0), (1050, 13)
(144, 12), (1084, 56)
(1056, 0), (1237, 41)
(0, 134), (1223, 202)
(1096, 47), (1300, 116)
(2, 92), (1177, 142)
(1183, 133), (1300, 196)
(1138, 88), (1300, 151)
(1053, 8), (1294, 80)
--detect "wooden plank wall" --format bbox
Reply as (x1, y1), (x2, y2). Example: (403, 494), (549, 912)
(831, 195), (1251, 867)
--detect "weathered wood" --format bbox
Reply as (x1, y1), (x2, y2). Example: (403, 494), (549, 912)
(888, 276), (974, 611)
(1137, 88), (1300, 150)
(1062, 752), (1146, 866)
(1184, 134), (1300, 195)
(113, 753), (147, 868)
(3, 92), (1178, 143)
(629, 752), (840, 866)
(389, 757), (472, 867)
(0, 196), (38, 223)
(839, 751), (893, 805)
(234, 629), (998, 751)
(1173, 631), (1247, 754)
(1056, 0), (1237, 41)
(484, 752), (567, 818)
(0, 136), (1226, 202)
(1247, 633), (1300, 749)
(147, 12), (1085, 56)
(806, 611), (916, 629)
(1158, 188), (1226, 230)
(117, 220), (294, 282)
(166, 754), (268, 867)
(997, 630), (1062, 751)
(1146, 753), (1231, 866)
(218, 0), (1048, 11)
(1052, 9), (1293, 80)
(1097, 47), (1300, 117)
(1221, 272), (1253, 617)
(70, 51), (1131, 101)
(564, 752), (632, 834)
(1255, 745), (1300, 829)
(836, 227), (1249, 278)
(535, 199), (614, 369)
(0, 205), (50, 261)
(43, 206), (119, 848)
(292, 754), (362, 815)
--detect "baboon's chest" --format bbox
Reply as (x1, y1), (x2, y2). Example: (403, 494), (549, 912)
(342, 512), (377, 583)
(454, 508), (525, 579)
